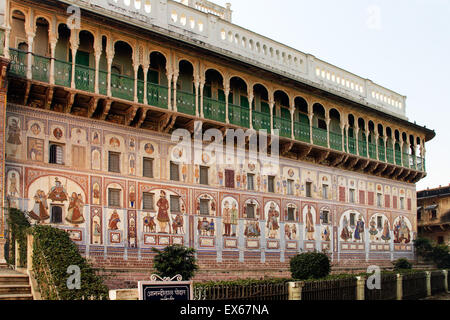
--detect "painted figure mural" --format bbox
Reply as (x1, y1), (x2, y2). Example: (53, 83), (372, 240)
(66, 193), (85, 224)
(109, 210), (121, 230)
(285, 224), (298, 240)
(266, 202), (280, 239)
(340, 215), (351, 241)
(244, 221), (261, 238)
(48, 178), (69, 202)
(28, 190), (49, 222)
(143, 213), (156, 233)
(369, 214), (391, 243)
(222, 197), (239, 237)
(7, 118), (22, 157)
(340, 211), (365, 242)
(393, 216), (412, 244)
(354, 215), (365, 242)
(304, 205), (315, 241)
(156, 191), (170, 233)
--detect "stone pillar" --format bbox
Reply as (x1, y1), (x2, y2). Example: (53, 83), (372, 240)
(443, 270), (448, 293)
(326, 116), (331, 149)
(26, 33), (35, 80)
(269, 99), (275, 135)
(288, 282), (304, 300)
(27, 234), (34, 273)
(355, 126), (360, 156)
(173, 72), (179, 112)
(106, 44), (114, 97)
(15, 240), (20, 268)
(198, 79), (203, 118)
(94, 45), (102, 94)
(49, 38), (57, 85)
(248, 91), (254, 130)
(225, 84), (230, 124)
(290, 105), (295, 140)
(143, 64), (149, 105)
(356, 276), (366, 300)
(396, 273), (403, 300)
(340, 123), (345, 152)
(0, 58), (9, 264)
(166, 71), (173, 110)
(3, 28), (11, 59)
(345, 124), (349, 153)
(133, 65), (139, 103)
(69, 31), (79, 89)
(383, 136), (388, 162)
(425, 271), (431, 296)
(308, 113), (313, 144)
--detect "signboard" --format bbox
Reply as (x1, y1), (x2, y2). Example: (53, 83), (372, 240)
(138, 275), (193, 301)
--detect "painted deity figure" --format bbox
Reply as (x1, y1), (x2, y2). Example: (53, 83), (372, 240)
(223, 201), (231, 236)
(354, 216), (365, 242)
(305, 206), (315, 241)
(108, 210), (121, 230)
(7, 173), (20, 208)
(93, 184), (101, 205)
(48, 178), (68, 202)
(29, 190), (49, 222)
(7, 119), (22, 157)
(266, 203), (280, 239)
(230, 202), (238, 237)
(381, 220), (391, 242)
(341, 216), (351, 241)
(245, 221), (260, 238)
(129, 186), (136, 208)
(322, 226), (331, 242)
(66, 193), (85, 224)
(396, 217), (411, 244)
(93, 220), (102, 244)
(156, 191), (170, 233)
(369, 218), (378, 241)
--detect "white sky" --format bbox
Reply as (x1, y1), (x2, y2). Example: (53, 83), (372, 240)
(211, 0), (450, 191)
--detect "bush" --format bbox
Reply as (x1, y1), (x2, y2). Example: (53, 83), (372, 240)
(6, 208), (31, 267)
(290, 252), (331, 280)
(32, 225), (109, 300)
(414, 237), (433, 260)
(431, 245), (450, 269)
(152, 245), (199, 281)
(393, 258), (412, 271)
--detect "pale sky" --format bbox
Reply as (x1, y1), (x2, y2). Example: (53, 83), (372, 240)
(211, 0), (450, 191)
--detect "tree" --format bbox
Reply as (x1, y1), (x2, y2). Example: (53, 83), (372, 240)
(290, 252), (331, 280)
(152, 245), (199, 281)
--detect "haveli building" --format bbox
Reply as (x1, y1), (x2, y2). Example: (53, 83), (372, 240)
(0, 0), (435, 287)
(417, 186), (450, 246)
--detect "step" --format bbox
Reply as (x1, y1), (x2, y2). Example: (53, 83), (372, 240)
(0, 293), (33, 301)
(0, 285), (31, 295)
(0, 275), (30, 286)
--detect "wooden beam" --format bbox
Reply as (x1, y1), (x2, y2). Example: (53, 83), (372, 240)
(45, 87), (54, 110)
(64, 92), (76, 114)
(87, 97), (99, 118)
(100, 99), (112, 120)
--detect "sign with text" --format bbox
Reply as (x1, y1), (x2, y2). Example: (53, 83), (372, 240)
(138, 281), (193, 301)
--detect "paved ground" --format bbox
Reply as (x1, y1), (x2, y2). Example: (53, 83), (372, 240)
(421, 293), (450, 300)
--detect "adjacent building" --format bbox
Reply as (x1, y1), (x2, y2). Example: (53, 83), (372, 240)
(0, 0), (435, 286)
(417, 186), (450, 246)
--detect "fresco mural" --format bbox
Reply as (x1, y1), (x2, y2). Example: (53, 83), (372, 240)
(265, 201), (280, 240)
(368, 213), (391, 243)
(222, 196), (239, 237)
(393, 216), (412, 244)
(340, 210), (365, 242)
(303, 205), (316, 241)
(6, 117), (22, 158)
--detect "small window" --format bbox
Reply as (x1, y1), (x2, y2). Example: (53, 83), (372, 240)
(377, 193), (383, 207)
(287, 207), (296, 221)
(400, 197), (405, 210)
(431, 210), (437, 220)
(50, 206), (63, 224)
(49, 144), (64, 165)
(108, 152), (120, 173)
(322, 185), (329, 199)
(377, 216), (383, 229)
(170, 162), (180, 181)
(200, 166), (209, 185)
(306, 182), (312, 198)
(143, 158), (154, 178)
(225, 170), (235, 188)
(321, 210), (329, 224)
(170, 195), (181, 213)
(246, 204), (255, 219)
(108, 188), (121, 207)
(287, 179), (294, 196)
(349, 189), (356, 203)
(200, 199), (210, 216)
(247, 174), (255, 191)
(142, 192), (154, 210)
(268, 176), (275, 193)
(350, 213), (356, 227)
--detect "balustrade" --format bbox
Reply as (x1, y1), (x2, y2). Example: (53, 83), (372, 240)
(204, 97), (226, 122)
(273, 116), (292, 138)
(312, 127), (328, 147)
(177, 90), (196, 116)
(229, 103), (250, 128)
(147, 82), (169, 109)
(294, 122), (310, 143)
(75, 64), (95, 92)
(252, 110), (271, 132)
(111, 73), (135, 101)
(330, 131), (343, 151)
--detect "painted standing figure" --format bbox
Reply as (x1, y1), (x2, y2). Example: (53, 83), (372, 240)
(29, 190), (49, 222)
(266, 203), (280, 239)
(108, 210), (121, 230)
(381, 220), (391, 242)
(305, 206), (315, 241)
(341, 216), (351, 241)
(66, 192), (85, 224)
(157, 191), (170, 233)
(354, 216), (365, 242)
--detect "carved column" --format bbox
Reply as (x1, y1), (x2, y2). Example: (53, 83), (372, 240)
(225, 82), (230, 124)
(248, 90), (254, 130)
(365, 123), (370, 158)
(3, 28), (11, 59)
(290, 103), (295, 140)
(133, 64), (139, 103)
(106, 43), (114, 97)
(308, 113), (313, 144)
(326, 116), (331, 149)
(0, 57), (9, 263)
(355, 125), (360, 156)
(172, 71), (179, 112)
(198, 78), (203, 118)
(26, 32), (35, 80)
(269, 98), (275, 135)
(94, 36), (102, 94)
(49, 36), (57, 85)
(345, 124), (350, 153)
(143, 62), (149, 105)
(70, 30), (80, 89)
(383, 136), (388, 162)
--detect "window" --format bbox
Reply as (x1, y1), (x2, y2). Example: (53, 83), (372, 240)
(49, 144), (64, 165)
(306, 182), (312, 198)
(142, 192), (154, 210)
(170, 162), (180, 181)
(50, 206), (63, 224)
(322, 185), (329, 199)
(247, 174), (255, 191)
(200, 199), (210, 216)
(108, 188), (121, 207)
(418, 211), (422, 221)
(170, 196), (181, 213)
(377, 193), (383, 207)
(287, 207), (296, 221)
(349, 189), (356, 203)
(400, 197), (405, 210)
(200, 166), (209, 185)
(287, 179), (294, 195)
(431, 210), (437, 220)
(108, 152), (120, 173)
(377, 216), (383, 229)
(246, 204), (255, 219)
(268, 176), (275, 193)
(143, 158), (154, 178)
(350, 213), (356, 227)
(225, 170), (235, 188)
(321, 210), (329, 224)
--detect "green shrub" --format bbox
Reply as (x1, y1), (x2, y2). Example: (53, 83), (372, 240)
(431, 245), (450, 269)
(32, 225), (109, 300)
(6, 208), (31, 267)
(414, 237), (433, 260)
(393, 258), (412, 271)
(152, 245), (199, 281)
(290, 252), (331, 280)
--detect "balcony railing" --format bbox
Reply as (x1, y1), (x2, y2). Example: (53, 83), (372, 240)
(111, 73), (135, 101)
(386, 148), (394, 164)
(395, 150), (402, 166)
(330, 131), (343, 151)
(273, 116), (292, 138)
(137, 79), (145, 104)
(348, 137), (357, 155)
(358, 139), (367, 157)
(75, 65), (95, 93)
(32, 54), (50, 83)
(294, 122), (310, 143)
(204, 97), (226, 122)
(9, 48), (27, 78)
(378, 144), (386, 162)
(148, 82), (169, 109)
(177, 90), (196, 116)
(229, 103), (250, 128)
(252, 110), (271, 132)
(54, 59), (72, 87)
(368, 142), (377, 160)
(312, 127), (327, 147)
(99, 70), (108, 96)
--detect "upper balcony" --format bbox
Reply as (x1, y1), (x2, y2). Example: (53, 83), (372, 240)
(0, 1), (432, 184)
(53, 0), (408, 120)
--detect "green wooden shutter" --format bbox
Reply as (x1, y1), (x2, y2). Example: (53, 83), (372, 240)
(240, 96), (249, 109)
(148, 69), (159, 84)
(75, 51), (90, 67)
